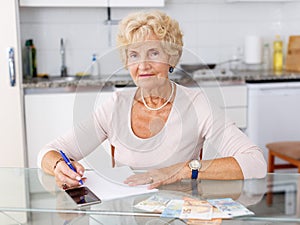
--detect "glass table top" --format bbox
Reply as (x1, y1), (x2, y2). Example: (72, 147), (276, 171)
(0, 168), (300, 224)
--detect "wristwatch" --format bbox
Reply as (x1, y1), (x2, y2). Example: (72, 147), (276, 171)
(188, 159), (202, 179)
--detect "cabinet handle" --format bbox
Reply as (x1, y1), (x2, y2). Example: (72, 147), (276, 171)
(8, 47), (16, 87)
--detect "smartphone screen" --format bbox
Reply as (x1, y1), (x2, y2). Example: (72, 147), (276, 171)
(65, 186), (101, 207)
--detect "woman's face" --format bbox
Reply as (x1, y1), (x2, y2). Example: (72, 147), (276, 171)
(126, 34), (170, 88)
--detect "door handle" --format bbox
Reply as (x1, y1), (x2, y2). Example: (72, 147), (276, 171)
(8, 47), (16, 87)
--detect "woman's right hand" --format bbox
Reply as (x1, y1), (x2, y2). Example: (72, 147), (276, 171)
(54, 160), (86, 190)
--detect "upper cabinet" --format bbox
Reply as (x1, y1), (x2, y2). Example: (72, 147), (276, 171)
(225, 0), (299, 2)
(19, 0), (107, 7)
(19, 0), (164, 7)
(109, 0), (164, 7)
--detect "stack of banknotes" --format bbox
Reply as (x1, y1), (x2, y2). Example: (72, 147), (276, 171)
(134, 195), (254, 220)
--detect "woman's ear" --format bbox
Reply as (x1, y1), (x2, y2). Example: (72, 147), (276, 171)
(169, 53), (180, 68)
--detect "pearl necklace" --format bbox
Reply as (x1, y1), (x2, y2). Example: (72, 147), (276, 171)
(141, 81), (175, 111)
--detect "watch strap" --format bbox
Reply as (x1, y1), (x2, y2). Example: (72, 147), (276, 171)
(191, 169), (199, 179)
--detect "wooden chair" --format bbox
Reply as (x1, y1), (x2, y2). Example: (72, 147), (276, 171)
(266, 141), (300, 206)
(111, 145), (115, 168)
(267, 141), (300, 173)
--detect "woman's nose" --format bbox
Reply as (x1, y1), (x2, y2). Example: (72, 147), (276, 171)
(137, 59), (151, 70)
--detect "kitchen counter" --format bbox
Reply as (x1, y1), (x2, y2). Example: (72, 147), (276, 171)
(22, 69), (300, 93)
(22, 72), (194, 90)
(237, 70), (300, 83)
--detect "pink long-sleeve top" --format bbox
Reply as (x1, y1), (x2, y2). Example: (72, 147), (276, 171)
(38, 84), (267, 179)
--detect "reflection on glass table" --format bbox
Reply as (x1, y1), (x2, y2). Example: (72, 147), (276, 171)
(0, 168), (300, 224)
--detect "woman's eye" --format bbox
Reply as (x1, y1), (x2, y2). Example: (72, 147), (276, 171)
(128, 53), (138, 61)
(149, 51), (159, 60)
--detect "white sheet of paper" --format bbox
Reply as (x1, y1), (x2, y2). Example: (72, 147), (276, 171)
(97, 166), (134, 186)
(84, 166), (158, 201)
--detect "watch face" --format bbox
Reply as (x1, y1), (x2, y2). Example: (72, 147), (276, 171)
(189, 160), (201, 170)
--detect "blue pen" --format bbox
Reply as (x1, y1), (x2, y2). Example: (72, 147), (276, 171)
(59, 150), (84, 185)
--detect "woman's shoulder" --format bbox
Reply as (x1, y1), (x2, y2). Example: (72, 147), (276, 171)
(176, 84), (213, 110)
(176, 83), (206, 99)
(177, 84), (200, 92)
(113, 87), (137, 100)
(94, 87), (137, 118)
(94, 87), (136, 110)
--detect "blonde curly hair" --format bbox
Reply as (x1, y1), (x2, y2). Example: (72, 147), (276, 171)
(116, 10), (183, 68)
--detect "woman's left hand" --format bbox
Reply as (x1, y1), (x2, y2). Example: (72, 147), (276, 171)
(124, 162), (189, 189)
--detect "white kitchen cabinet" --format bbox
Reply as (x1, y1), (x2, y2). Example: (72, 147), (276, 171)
(225, 0), (299, 2)
(201, 85), (247, 129)
(19, 0), (164, 7)
(246, 82), (300, 163)
(25, 90), (113, 169)
(19, 0), (107, 7)
(109, 0), (164, 7)
(0, 0), (26, 167)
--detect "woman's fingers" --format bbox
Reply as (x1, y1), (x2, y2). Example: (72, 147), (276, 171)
(125, 174), (168, 190)
(124, 174), (150, 186)
(55, 171), (80, 189)
(124, 162), (187, 189)
(54, 161), (85, 189)
(73, 161), (85, 176)
(124, 172), (166, 187)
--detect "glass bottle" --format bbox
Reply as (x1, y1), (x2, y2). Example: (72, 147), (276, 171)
(230, 46), (243, 71)
(90, 54), (99, 76)
(23, 39), (37, 79)
(262, 43), (270, 71)
(273, 35), (283, 72)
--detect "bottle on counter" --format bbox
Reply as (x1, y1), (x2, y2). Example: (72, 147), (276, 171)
(23, 39), (37, 79)
(90, 53), (99, 76)
(230, 46), (243, 71)
(273, 35), (283, 72)
(262, 43), (270, 71)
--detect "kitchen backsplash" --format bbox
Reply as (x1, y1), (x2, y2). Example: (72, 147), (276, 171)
(19, 0), (300, 76)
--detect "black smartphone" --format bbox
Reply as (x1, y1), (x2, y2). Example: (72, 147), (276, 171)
(65, 186), (101, 207)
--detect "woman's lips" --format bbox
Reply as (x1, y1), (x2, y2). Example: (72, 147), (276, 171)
(139, 74), (154, 78)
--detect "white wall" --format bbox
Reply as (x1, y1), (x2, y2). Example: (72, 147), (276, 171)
(19, 0), (300, 76)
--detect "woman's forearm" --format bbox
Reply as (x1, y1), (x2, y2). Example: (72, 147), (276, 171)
(125, 157), (244, 189)
(200, 157), (244, 180)
(182, 157), (244, 180)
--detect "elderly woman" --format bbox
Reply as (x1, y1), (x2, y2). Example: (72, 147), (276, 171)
(38, 10), (266, 190)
